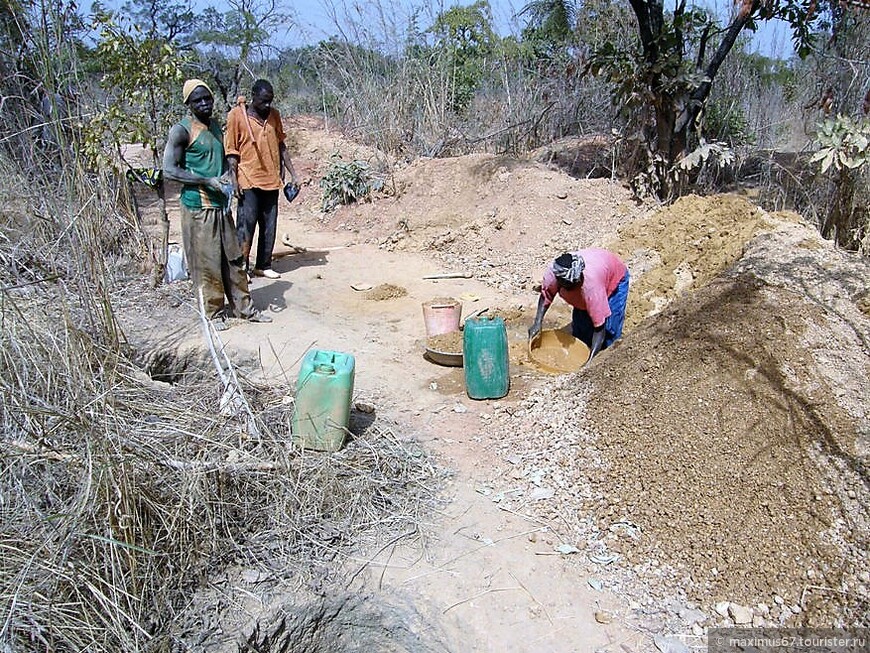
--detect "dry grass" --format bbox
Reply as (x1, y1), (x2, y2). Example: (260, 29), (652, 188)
(0, 147), (444, 649)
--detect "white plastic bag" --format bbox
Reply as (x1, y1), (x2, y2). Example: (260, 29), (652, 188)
(164, 244), (189, 283)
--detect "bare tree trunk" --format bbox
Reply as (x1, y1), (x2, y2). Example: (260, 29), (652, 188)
(822, 168), (858, 248)
(627, 0), (759, 198)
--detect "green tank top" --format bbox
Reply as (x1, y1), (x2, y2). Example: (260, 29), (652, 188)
(179, 117), (226, 210)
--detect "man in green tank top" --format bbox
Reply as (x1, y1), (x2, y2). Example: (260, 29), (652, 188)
(163, 79), (272, 330)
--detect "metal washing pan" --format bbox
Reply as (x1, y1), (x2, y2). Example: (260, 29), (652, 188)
(422, 308), (489, 367)
(528, 329), (590, 374)
(423, 347), (463, 367)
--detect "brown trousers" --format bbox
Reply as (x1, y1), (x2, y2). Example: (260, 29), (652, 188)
(180, 205), (255, 319)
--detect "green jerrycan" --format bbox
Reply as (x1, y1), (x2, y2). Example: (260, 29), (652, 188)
(463, 317), (509, 400)
(292, 349), (355, 451)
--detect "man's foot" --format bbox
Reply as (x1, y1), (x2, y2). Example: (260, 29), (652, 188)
(252, 268), (280, 279)
(211, 317), (230, 331)
(248, 311), (273, 323)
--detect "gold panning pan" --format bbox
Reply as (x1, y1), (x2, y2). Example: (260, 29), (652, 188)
(529, 329), (590, 374)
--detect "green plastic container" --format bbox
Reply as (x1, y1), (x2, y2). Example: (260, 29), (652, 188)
(463, 317), (510, 400)
(292, 349), (355, 451)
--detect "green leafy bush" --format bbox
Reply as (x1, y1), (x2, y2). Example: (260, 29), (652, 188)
(811, 115), (870, 173)
(702, 101), (756, 146)
(319, 154), (382, 211)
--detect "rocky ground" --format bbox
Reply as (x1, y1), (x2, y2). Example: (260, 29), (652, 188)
(121, 116), (869, 651)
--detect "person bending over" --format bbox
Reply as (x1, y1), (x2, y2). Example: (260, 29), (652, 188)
(529, 249), (629, 361)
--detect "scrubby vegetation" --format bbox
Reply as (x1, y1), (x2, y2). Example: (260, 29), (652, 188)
(0, 0), (868, 648)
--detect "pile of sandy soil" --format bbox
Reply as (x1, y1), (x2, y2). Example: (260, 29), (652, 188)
(606, 194), (782, 331)
(488, 214), (869, 627)
(365, 283), (408, 301)
(306, 143), (648, 293)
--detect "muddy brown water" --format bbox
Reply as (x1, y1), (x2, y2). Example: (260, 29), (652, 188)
(528, 331), (589, 373)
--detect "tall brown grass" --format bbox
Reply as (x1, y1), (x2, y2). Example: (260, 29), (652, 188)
(1, 4), (443, 650)
(0, 142), (443, 648)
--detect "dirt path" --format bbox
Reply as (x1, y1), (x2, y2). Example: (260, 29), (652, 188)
(197, 212), (658, 651)
(123, 121), (867, 647)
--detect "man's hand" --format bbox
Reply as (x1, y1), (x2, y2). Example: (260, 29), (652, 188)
(529, 294), (547, 342)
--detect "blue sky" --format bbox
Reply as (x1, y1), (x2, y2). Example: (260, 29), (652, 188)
(95, 0), (796, 59)
(284, 0), (795, 57)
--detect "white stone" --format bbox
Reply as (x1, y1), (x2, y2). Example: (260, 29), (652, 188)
(653, 635), (690, 653)
(728, 603), (753, 625)
(678, 607), (707, 625)
(714, 602), (731, 618)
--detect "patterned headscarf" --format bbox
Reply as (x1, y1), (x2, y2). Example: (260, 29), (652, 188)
(552, 252), (585, 283)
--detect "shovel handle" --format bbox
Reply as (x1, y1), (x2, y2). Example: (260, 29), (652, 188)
(462, 307), (489, 324)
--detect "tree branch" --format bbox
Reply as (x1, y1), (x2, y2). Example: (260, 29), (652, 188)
(691, 0), (759, 106)
(696, 23), (711, 70)
(674, 0), (686, 60)
(628, 0), (656, 59)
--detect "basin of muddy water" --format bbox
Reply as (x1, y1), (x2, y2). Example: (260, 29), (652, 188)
(528, 329), (589, 373)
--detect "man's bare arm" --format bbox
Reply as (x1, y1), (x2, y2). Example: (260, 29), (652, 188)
(279, 142), (298, 184)
(226, 154), (242, 197)
(162, 124), (222, 190)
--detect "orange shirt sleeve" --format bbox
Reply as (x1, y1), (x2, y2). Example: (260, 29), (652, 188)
(224, 107), (243, 158)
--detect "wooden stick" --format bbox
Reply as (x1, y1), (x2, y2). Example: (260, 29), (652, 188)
(422, 272), (472, 280)
(442, 587), (518, 614)
(509, 571), (554, 624)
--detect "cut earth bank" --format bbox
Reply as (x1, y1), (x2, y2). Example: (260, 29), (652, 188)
(120, 119), (869, 651)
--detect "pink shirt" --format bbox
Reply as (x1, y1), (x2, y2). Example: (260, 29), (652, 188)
(541, 249), (627, 327)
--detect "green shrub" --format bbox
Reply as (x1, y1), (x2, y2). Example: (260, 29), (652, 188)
(702, 100), (756, 146)
(319, 154), (382, 211)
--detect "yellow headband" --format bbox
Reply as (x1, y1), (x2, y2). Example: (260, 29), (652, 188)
(182, 79), (213, 103)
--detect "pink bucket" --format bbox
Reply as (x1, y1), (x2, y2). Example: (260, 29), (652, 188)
(422, 298), (462, 337)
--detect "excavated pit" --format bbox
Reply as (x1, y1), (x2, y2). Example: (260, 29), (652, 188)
(238, 592), (448, 653)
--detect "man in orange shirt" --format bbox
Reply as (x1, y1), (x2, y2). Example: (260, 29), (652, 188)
(225, 79), (299, 279)
(163, 79), (272, 330)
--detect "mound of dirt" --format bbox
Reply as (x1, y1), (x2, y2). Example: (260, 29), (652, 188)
(317, 150), (647, 293)
(488, 219), (869, 627)
(365, 283), (408, 301)
(606, 194), (782, 331)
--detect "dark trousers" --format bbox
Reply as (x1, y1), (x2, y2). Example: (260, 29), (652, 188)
(236, 188), (279, 271)
(180, 205), (254, 319)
